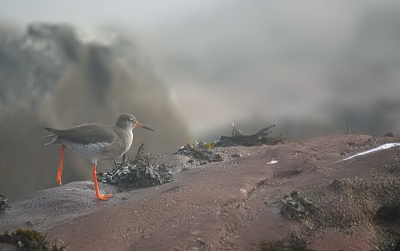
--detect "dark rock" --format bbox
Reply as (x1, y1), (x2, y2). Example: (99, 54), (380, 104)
(384, 132), (394, 137)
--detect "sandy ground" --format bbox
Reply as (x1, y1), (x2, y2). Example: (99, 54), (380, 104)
(1, 135), (400, 251)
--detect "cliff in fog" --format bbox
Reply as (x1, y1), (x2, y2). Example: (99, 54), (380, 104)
(0, 23), (190, 199)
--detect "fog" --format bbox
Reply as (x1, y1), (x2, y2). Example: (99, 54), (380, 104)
(1, 0), (400, 199)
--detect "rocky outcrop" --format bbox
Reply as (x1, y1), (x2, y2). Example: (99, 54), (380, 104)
(1, 135), (399, 250)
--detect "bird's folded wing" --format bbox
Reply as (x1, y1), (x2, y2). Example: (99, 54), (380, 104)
(44, 124), (116, 144)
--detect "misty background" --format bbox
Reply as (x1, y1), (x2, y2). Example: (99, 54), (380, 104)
(1, 0), (400, 199)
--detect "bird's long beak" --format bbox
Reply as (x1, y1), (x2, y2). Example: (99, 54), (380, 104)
(135, 122), (154, 131)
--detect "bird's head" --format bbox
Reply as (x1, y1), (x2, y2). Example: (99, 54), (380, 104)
(116, 113), (154, 132)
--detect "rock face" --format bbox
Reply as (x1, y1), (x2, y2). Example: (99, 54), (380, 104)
(0, 23), (190, 199)
(1, 135), (399, 251)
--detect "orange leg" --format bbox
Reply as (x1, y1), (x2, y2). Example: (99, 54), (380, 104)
(92, 162), (113, 201)
(56, 145), (66, 186)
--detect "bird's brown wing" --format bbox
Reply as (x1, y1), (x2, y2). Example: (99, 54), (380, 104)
(44, 124), (117, 144)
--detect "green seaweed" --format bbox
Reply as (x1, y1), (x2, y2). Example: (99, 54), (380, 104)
(280, 191), (316, 220)
(0, 228), (64, 251)
(98, 143), (174, 190)
(176, 141), (224, 162)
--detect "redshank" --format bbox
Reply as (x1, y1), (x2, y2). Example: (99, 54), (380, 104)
(44, 113), (154, 200)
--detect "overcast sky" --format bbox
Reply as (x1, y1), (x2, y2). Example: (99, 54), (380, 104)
(0, 1), (223, 29)
(1, 0), (400, 137)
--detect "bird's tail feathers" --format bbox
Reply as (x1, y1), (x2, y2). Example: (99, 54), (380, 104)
(43, 134), (59, 145)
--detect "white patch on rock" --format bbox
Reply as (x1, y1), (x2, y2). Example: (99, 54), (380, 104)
(342, 143), (400, 161)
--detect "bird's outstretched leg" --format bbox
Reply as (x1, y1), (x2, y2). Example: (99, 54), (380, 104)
(56, 145), (66, 186)
(92, 162), (113, 200)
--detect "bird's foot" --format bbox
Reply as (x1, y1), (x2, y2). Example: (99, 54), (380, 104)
(56, 145), (65, 186)
(56, 169), (62, 186)
(95, 193), (114, 201)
